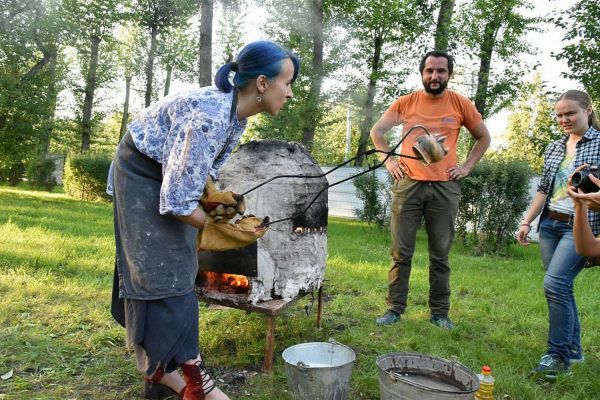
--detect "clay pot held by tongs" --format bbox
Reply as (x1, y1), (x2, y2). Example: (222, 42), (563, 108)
(412, 134), (448, 166)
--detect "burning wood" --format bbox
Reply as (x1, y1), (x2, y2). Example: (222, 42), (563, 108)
(200, 271), (250, 294)
(293, 226), (327, 234)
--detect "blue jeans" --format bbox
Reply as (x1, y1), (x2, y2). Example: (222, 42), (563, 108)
(538, 217), (585, 365)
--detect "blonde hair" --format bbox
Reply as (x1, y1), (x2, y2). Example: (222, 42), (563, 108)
(556, 90), (599, 130)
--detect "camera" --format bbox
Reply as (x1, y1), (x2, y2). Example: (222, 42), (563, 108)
(571, 164), (600, 193)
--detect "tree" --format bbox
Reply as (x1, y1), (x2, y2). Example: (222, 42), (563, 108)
(503, 74), (561, 172)
(63, 0), (126, 150)
(115, 23), (147, 139)
(332, 0), (431, 166)
(214, 0), (244, 66)
(134, 0), (197, 106)
(0, 0), (67, 183)
(198, 0), (213, 87)
(553, 0), (600, 101)
(457, 0), (539, 120)
(434, 0), (455, 51)
(247, 0), (343, 148)
(158, 25), (197, 96)
(300, 0), (324, 152)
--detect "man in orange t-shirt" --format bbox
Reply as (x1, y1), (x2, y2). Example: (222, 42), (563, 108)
(370, 51), (491, 328)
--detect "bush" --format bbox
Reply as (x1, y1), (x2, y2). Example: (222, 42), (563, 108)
(63, 152), (112, 202)
(26, 155), (57, 190)
(0, 162), (25, 186)
(353, 169), (392, 230)
(456, 159), (533, 255)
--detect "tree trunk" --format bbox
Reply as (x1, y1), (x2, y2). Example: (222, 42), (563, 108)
(145, 23), (158, 107)
(21, 52), (53, 83)
(40, 54), (59, 154)
(198, 0), (213, 87)
(120, 75), (132, 140)
(354, 34), (383, 167)
(434, 0), (455, 51)
(474, 17), (501, 120)
(81, 35), (101, 151)
(300, 0), (324, 152)
(164, 65), (172, 97)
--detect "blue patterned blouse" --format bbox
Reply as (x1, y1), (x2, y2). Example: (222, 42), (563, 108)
(107, 86), (247, 216)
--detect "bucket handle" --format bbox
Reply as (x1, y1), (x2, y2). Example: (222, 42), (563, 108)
(294, 340), (341, 370)
(388, 371), (404, 382)
(296, 361), (310, 370)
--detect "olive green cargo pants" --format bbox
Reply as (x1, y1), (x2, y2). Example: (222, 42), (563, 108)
(386, 177), (461, 316)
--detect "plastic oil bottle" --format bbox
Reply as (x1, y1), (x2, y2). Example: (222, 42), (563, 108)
(475, 365), (494, 400)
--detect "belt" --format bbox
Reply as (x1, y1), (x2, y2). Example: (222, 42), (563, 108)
(547, 210), (572, 223)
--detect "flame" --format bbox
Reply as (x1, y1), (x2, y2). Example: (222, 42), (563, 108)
(200, 271), (249, 294)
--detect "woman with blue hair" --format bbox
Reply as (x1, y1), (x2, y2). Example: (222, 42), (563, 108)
(109, 41), (299, 400)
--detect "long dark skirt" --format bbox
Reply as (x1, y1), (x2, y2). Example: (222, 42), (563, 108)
(111, 132), (199, 375)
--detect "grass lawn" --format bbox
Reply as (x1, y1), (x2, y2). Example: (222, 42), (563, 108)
(1, 186), (599, 400)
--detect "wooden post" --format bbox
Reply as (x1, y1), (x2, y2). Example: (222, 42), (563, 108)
(263, 315), (276, 373)
(316, 285), (323, 329)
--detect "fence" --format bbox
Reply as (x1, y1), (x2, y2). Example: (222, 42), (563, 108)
(321, 166), (389, 219)
(322, 166), (541, 242)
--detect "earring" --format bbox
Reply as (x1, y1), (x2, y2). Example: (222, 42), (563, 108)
(256, 95), (263, 103)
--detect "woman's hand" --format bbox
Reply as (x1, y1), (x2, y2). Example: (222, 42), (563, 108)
(175, 208), (207, 231)
(516, 223), (531, 245)
(568, 165), (600, 211)
(568, 183), (600, 211)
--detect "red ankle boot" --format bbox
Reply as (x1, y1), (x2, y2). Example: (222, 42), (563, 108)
(180, 360), (216, 400)
(143, 367), (186, 400)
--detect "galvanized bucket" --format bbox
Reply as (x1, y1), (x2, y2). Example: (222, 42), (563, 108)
(376, 352), (479, 400)
(282, 340), (356, 400)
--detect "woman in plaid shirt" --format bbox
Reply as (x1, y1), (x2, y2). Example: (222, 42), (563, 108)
(517, 90), (600, 381)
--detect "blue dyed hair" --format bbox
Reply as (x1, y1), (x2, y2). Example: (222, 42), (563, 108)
(214, 41), (300, 93)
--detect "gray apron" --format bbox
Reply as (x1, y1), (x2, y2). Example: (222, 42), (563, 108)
(111, 132), (200, 374)
(112, 132), (198, 300)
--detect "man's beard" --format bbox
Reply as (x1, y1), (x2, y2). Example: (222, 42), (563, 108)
(423, 79), (448, 95)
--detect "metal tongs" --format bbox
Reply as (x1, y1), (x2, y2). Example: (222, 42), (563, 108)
(240, 125), (447, 227)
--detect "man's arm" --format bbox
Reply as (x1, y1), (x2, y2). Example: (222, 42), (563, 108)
(370, 113), (404, 180)
(447, 121), (491, 180)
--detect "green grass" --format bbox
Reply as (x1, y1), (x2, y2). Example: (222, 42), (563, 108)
(0, 186), (599, 399)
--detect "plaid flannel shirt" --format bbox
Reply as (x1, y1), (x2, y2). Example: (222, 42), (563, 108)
(538, 126), (600, 235)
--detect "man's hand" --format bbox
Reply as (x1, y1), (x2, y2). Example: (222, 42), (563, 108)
(384, 158), (404, 180)
(447, 164), (470, 180)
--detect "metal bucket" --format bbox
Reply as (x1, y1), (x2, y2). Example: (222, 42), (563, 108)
(376, 352), (479, 400)
(282, 341), (356, 400)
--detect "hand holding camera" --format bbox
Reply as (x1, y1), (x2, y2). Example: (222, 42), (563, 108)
(568, 164), (600, 212)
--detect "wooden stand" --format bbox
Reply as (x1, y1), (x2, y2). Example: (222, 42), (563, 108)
(199, 286), (323, 373)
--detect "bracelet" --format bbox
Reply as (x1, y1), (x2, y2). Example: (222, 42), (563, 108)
(520, 223), (531, 227)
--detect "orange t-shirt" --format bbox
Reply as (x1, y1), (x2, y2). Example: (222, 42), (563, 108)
(383, 90), (482, 181)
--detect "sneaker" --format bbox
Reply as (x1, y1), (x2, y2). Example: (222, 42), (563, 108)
(430, 314), (454, 330)
(569, 351), (585, 364)
(530, 353), (572, 381)
(376, 310), (400, 326)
